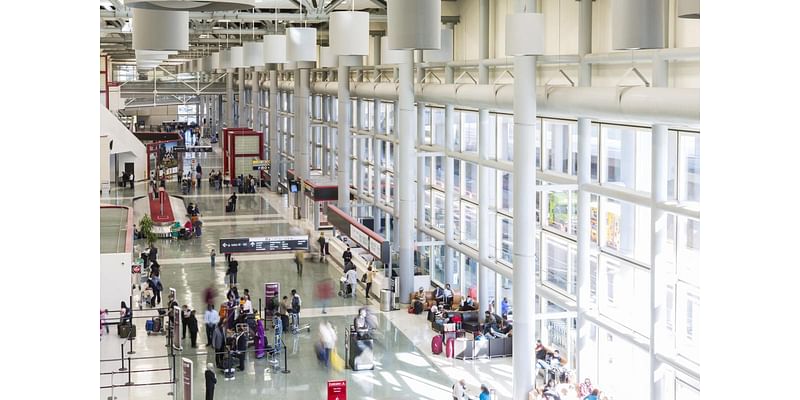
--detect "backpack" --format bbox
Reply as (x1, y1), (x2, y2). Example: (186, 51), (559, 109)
(291, 295), (301, 312)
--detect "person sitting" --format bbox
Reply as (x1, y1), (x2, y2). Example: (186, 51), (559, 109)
(412, 288), (426, 314)
(482, 311), (497, 335)
(499, 316), (513, 336)
(353, 307), (371, 339)
(433, 285), (445, 305)
(459, 296), (477, 311)
(442, 284), (454, 309)
(431, 302), (446, 326)
(583, 388), (600, 400)
(183, 219), (194, 239)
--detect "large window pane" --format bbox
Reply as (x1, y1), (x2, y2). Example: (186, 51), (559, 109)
(432, 107), (445, 146)
(678, 217), (700, 287)
(463, 162), (478, 200)
(497, 114), (514, 162)
(547, 190), (571, 235)
(679, 133), (700, 203)
(460, 111), (478, 153)
(545, 120), (572, 174)
(434, 156), (444, 187)
(602, 125), (652, 192)
(433, 190), (445, 230)
(462, 202), (478, 247)
(497, 216), (513, 264)
(600, 197), (651, 264)
(598, 256), (651, 335)
(423, 106), (432, 144)
(498, 171), (512, 213)
(543, 235), (569, 292)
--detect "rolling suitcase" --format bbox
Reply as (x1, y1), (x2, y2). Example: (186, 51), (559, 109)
(431, 335), (443, 355)
(445, 337), (455, 358)
(145, 319), (154, 332)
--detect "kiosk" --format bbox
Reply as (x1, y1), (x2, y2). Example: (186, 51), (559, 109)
(287, 169), (339, 230)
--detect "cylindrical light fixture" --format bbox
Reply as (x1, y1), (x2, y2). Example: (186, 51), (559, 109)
(380, 36), (404, 65)
(284, 61), (297, 70)
(678, 0), (700, 19)
(263, 34), (287, 64)
(286, 27), (317, 62)
(505, 13), (545, 56)
(330, 11), (370, 56)
(219, 49), (232, 69)
(202, 55), (213, 72)
(243, 41), (263, 67)
(132, 8), (188, 51)
(211, 52), (221, 70)
(125, 0), (256, 12)
(612, 0), (666, 50)
(319, 46), (337, 68)
(387, 0), (441, 50)
(229, 46), (245, 68)
(422, 27), (453, 63)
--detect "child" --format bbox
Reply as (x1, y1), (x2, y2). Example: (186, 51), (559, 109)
(210, 249), (216, 268)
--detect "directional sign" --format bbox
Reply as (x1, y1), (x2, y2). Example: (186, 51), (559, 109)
(327, 380), (347, 400)
(220, 235), (309, 253)
(174, 145), (213, 153)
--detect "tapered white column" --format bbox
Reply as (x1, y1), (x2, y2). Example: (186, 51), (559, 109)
(295, 67), (310, 181)
(269, 70), (280, 192)
(576, 117), (592, 382)
(237, 68), (245, 127)
(225, 69), (234, 128)
(337, 63), (353, 212)
(373, 98), (383, 234)
(650, 123), (668, 400)
(477, 0), (493, 319)
(250, 69), (259, 129)
(444, 66), (455, 285)
(398, 49), (416, 302)
(509, 1), (540, 397)
(578, 0), (593, 86)
(416, 61), (426, 242)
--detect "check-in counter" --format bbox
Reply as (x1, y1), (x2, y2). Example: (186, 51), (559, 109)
(328, 236), (388, 300)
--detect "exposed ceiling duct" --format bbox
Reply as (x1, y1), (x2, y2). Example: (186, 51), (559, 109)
(124, 0), (256, 12)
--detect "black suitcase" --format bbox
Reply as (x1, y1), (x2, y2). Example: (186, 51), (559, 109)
(118, 323), (136, 338)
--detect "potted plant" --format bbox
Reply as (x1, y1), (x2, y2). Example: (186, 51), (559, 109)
(138, 214), (157, 246)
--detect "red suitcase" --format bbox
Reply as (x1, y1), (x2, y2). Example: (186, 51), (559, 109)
(445, 338), (455, 358)
(431, 335), (443, 354)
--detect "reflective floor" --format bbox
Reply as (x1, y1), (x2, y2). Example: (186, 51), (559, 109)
(100, 144), (514, 400)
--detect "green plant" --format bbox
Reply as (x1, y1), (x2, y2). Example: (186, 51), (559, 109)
(139, 214), (157, 246)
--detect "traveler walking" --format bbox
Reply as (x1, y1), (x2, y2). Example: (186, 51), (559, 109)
(212, 322), (225, 368)
(187, 309), (199, 348)
(227, 257), (239, 285)
(364, 266), (376, 301)
(317, 233), (326, 262)
(210, 249), (216, 268)
(294, 250), (304, 276)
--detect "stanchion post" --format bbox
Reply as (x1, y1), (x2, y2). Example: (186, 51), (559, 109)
(119, 344), (127, 372)
(281, 345), (290, 374)
(127, 332), (136, 355)
(125, 357), (133, 386)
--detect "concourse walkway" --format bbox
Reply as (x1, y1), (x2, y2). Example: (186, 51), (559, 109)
(100, 143), (515, 400)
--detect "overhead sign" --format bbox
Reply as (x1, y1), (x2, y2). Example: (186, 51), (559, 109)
(252, 160), (269, 171)
(327, 380), (347, 400)
(174, 146), (213, 153)
(219, 236), (309, 253)
(182, 358), (193, 400)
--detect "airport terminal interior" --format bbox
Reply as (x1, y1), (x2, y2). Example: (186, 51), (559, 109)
(99, 1), (700, 399)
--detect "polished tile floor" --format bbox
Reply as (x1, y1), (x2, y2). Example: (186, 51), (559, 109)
(100, 144), (515, 400)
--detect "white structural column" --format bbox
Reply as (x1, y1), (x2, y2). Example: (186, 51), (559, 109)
(576, 0), (594, 383)
(250, 69), (259, 129)
(337, 62), (353, 212)
(356, 78), (365, 198)
(416, 60), (426, 242)
(443, 65), (456, 285)
(226, 69), (234, 128)
(578, 0), (592, 86)
(269, 70), (280, 192)
(576, 117), (593, 381)
(397, 49), (417, 302)
(650, 123), (668, 400)
(511, 1), (539, 398)
(295, 67), (311, 182)
(373, 98), (383, 235)
(237, 68), (245, 127)
(477, 0), (494, 319)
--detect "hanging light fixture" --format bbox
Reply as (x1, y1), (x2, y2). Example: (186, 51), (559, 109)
(125, 0), (256, 12)
(243, 8), (263, 67)
(132, 8), (188, 51)
(211, 52), (221, 70)
(505, 13), (545, 56)
(422, 27), (454, 63)
(387, 0), (441, 50)
(380, 36), (404, 65)
(329, 7), (369, 56)
(285, 0), (317, 62)
(612, 0), (666, 50)
(678, 0), (700, 19)
(229, 45), (245, 67)
(319, 46), (337, 68)
(263, 4), (286, 64)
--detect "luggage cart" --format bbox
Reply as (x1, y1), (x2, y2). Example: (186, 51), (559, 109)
(289, 312), (310, 335)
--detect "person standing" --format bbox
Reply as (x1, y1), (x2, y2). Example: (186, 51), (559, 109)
(364, 266), (376, 301)
(212, 322), (225, 368)
(149, 245), (158, 263)
(210, 249), (216, 268)
(294, 250), (304, 276)
(236, 328), (248, 371)
(204, 363), (217, 400)
(181, 305), (191, 340)
(151, 272), (163, 305)
(204, 304), (219, 347)
(317, 233), (326, 262)
(129, 172), (134, 189)
(290, 289), (302, 332)
(479, 384), (491, 400)
(196, 163), (203, 189)
(342, 246), (353, 265)
(501, 297), (510, 318)
(187, 309), (199, 348)
(227, 257), (238, 285)
(345, 268), (357, 298)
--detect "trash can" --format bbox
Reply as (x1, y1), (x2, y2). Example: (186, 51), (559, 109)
(380, 289), (392, 312)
